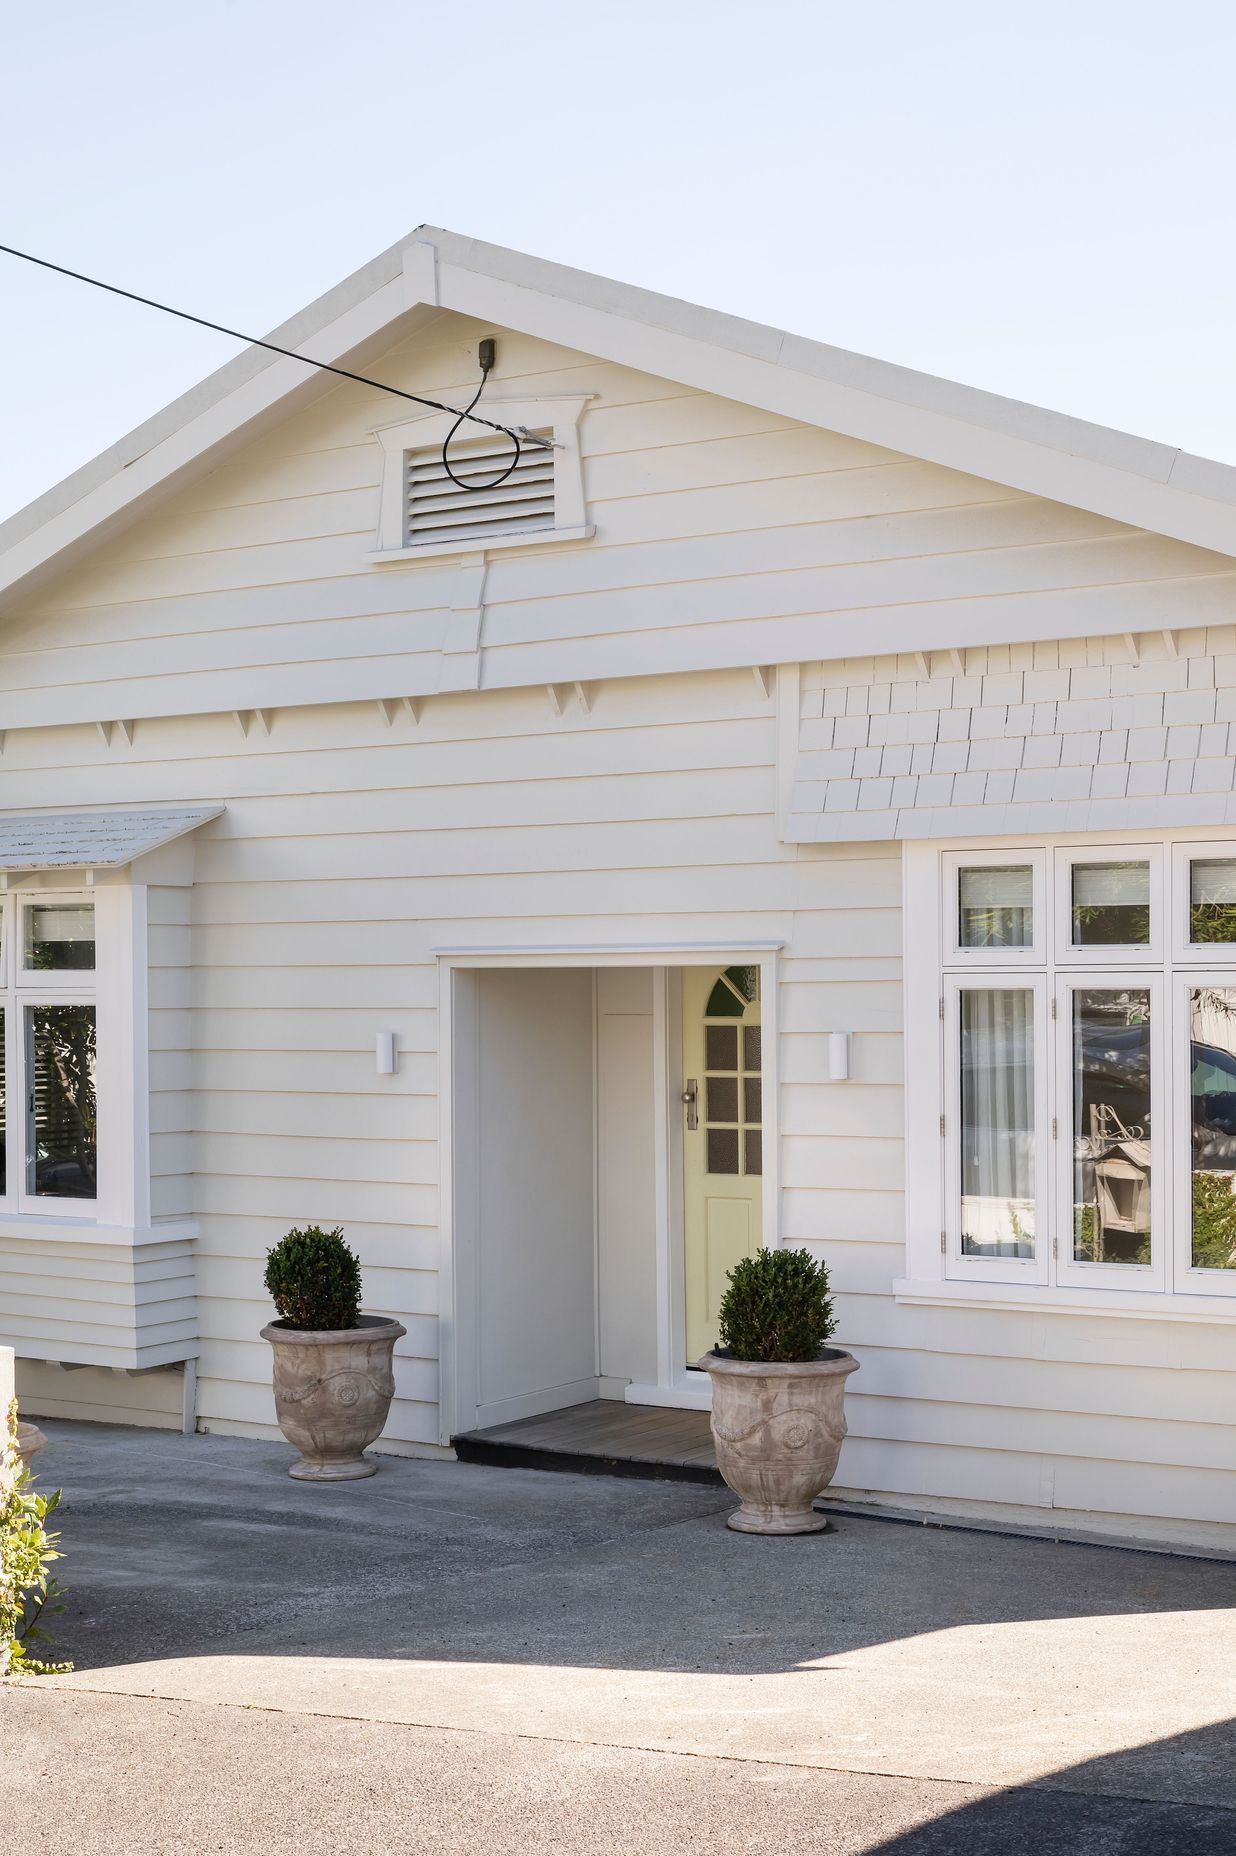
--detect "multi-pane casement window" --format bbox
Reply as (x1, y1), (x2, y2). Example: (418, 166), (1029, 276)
(906, 836), (1236, 1307)
(0, 894), (99, 1210)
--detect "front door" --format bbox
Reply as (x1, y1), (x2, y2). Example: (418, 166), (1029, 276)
(682, 965), (763, 1363)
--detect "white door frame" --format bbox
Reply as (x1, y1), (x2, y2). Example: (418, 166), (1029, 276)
(435, 941), (783, 1445)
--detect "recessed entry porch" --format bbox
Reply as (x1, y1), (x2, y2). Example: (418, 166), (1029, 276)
(439, 948), (779, 1456)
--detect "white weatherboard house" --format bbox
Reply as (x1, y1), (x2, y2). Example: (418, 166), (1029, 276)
(4, 227), (1236, 1533)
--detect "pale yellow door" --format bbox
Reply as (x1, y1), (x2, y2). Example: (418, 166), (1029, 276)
(682, 964), (763, 1363)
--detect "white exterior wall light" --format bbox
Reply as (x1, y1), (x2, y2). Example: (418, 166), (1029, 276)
(376, 1030), (398, 1075)
(828, 1031), (851, 1081)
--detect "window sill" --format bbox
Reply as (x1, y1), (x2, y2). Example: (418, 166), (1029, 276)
(894, 1276), (1236, 1324)
(366, 523), (594, 566)
(0, 1215), (198, 1248)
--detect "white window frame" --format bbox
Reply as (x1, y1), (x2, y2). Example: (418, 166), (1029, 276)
(0, 881), (148, 1230)
(1053, 969), (1166, 1294)
(368, 395), (594, 564)
(943, 971), (1050, 1285)
(903, 830), (1236, 1316)
(1171, 840), (1236, 964)
(943, 848), (1046, 966)
(1053, 842), (1163, 965)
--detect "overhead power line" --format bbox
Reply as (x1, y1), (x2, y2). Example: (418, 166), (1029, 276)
(0, 242), (554, 459)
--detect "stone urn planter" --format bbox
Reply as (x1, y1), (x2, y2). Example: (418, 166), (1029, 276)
(261, 1315), (406, 1481)
(15, 1420), (47, 1470)
(702, 1348), (858, 1533)
(261, 1224), (404, 1482)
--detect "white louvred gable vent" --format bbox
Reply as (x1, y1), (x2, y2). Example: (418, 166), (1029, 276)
(404, 433), (555, 549)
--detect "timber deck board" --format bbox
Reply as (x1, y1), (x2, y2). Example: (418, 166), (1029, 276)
(453, 1399), (722, 1484)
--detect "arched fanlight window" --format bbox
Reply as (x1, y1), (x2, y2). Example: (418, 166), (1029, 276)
(705, 965), (759, 1017)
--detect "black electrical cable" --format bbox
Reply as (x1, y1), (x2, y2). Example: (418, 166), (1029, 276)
(0, 242), (555, 455)
(438, 355), (522, 492)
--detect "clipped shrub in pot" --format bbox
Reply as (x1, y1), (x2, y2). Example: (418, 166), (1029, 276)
(260, 1226), (406, 1482)
(702, 1247), (858, 1535)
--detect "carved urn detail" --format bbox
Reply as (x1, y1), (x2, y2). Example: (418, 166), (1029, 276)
(261, 1316), (407, 1481)
(702, 1349), (859, 1534)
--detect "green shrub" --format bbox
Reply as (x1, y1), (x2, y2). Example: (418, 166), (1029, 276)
(264, 1226), (362, 1331)
(717, 1246), (836, 1363)
(1191, 1171), (1236, 1269)
(2, 1401), (71, 1675)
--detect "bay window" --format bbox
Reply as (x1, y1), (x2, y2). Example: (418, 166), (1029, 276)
(906, 835), (1236, 1308)
(0, 893), (99, 1210)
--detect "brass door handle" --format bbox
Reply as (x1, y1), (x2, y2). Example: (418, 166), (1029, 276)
(682, 1078), (698, 1131)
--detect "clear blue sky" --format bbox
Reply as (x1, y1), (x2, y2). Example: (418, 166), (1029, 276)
(3, 1), (1235, 522)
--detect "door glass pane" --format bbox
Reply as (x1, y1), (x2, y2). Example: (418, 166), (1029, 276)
(744, 1130), (762, 1176)
(959, 989), (1035, 1258)
(705, 1024), (738, 1070)
(1189, 860), (1236, 945)
(1071, 862), (1150, 947)
(743, 1024), (761, 1073)
(1071, 989), (1151, 1264)
(26, 1004), (97, 1199)
(24, 901), (95, 972)
(705, 1076), (738, 1122)
(743, 1076), (762, 1124)
(1189, 987), (1236, 1270)
(959, 864), (1033, 948)
(706, 1128), (740, 1174)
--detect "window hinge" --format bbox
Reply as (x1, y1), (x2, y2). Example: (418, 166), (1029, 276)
(1051, 996), (1058, 1020)
(1052, 1232), (1059, 1260)
(1051, 1115), (1058, 1140)
(940, 1231), (947, 1255)
(938, 996), (945, 1021)
(939, 1113), (946, 1138)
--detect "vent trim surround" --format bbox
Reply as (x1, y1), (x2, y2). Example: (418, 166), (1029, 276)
(369, 393), (593, 564)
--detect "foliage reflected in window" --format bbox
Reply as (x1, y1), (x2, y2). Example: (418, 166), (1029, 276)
(704, 966), (759, 1017)
(24, 903), (95, 973)
(26, 1005), (97, 1200)
(958, 865), (1033, 949)
(1071, 862), (1150, 947)
(1190, 861), (1236, 945)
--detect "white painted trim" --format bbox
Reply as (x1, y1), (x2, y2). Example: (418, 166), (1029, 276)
(893, 1278), (1236, 1325)
(370, 395), (592, 560)
(624, 1378), (712, 1412)
(437, 939), (783, 1446)
(907, 826), (1236, 1311)
(0, 1217), (197, 1248)
(367, 525), (594, 566)
(433, 941), (785, 963)
(775, 663), (801, 843)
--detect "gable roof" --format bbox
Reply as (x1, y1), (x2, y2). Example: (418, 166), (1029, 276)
(3, 224), (1236, 611)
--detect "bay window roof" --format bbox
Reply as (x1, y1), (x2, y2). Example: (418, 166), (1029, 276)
(0, 805), (222, 870)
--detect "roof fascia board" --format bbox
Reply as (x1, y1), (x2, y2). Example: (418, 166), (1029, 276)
(432, 254), (1236, 561)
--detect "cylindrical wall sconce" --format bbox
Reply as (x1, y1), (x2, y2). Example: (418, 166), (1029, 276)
(375, 1030), (398, 1075)
(828, 1031), (851, 1081)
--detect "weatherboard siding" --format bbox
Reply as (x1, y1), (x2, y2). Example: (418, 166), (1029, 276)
(1, 671), (1232, 1520)
(4, 315), (1235, 736)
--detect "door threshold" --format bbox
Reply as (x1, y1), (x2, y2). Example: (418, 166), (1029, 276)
(622, 1380), (711, 1412)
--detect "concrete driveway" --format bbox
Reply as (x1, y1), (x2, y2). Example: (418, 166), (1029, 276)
(4, 1421), (1236, 1853)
